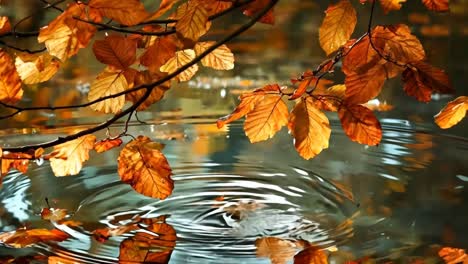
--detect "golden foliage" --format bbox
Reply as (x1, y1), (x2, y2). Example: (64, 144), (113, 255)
(175, 1), (210, 41)
(140, 36), (177, 74)
(15, 53), (60, 84)
(160, 49), (199, 82)
(0, 228), (68, 248)
(0, 49), (23, 104)
(88, 70), (128, 113)
(194, 41), (235, 70)
(88, 0), (149, 26)
(49, 135), (96, 176)
(94, 138), (123, 153)
(435, 96), (468, 129)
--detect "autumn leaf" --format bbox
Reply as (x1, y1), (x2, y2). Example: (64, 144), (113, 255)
(290, 71), (334, 100)
(0, 16), (11, 36)
(438, 247), (468, 264)
(175, 1), (210, 41)
(89, 0), (149, 26)
(243, 0), (275, 25)
(256, 237), (299, 264)
(140, 36), (177, 73)
(202, 0), (233, 16)
(48, 256), (82, 264)
(379, 0), (407, 14)
(15, 53), (60, 84)
(0, 228), (68, 248)
(338, 104), (382, 146)
(194, 41), (235, 70)
(434, 96), (468, 129)
(289, 97), (331, 159)
(94, 138), (123, 153)
(402, 61), (453, 102)
(88, 69), (128, 113)
(294, 247), (328, 264)
(93, 35), (137, 70)
(0, 49), (23, 104)
(145, 0), (182, 21)
(342, 37), (383, 76)
(93, 224), (138, 242)
(1, 158), (29, 177)
(312, 84), (345, 112)
(125, 71), (170, 111)
(319, 0), (357, 55)
(41, 207), (68, 222)
(422, 0), (449, 12)
(49, 134), (96, 176)
(118, 136), (173, 199)
(160, 49), (199, 82)
(345, 69), (386, 104)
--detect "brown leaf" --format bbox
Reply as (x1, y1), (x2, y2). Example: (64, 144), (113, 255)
(0, 228), (68, 248)
(41, 208), (68, 222)
(140, 36), (177, 74)
(402, 61), (453, 102)
(0, 16), (11, 36)
(256, 237), (299, 264)
(175, 1), (210, 41)
(319, 0), (357, 55)
(15, 53), (60, 84)
(243, 0), (275, 25)
(422, 0), (449, 12)
(88, 69), (128, 113)
(338, 104), (382, 145)
(294, 247), (328, 264)
(289, 98), (331, 159)
(94, 138), (123, 153)
(194, 41), (235, 70)
(160, 49), (199, 82)
(290, 71), (333, 100)
(89, 0), (149, 26)
(125, 71), (170, 111)
(202, 0), (233, 16)
(438, 247), (468, 264)
(93, 35), (137, 70)
(345, 69), (386, 104)
(49, 134), (96, 176)
(379, 0), (406, 14)
(434, 96), (468, 129)
(0, 49), (23, 104)
(118, 136), (173, 199)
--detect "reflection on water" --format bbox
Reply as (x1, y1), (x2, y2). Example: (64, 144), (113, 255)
(0, 118), (467, 263)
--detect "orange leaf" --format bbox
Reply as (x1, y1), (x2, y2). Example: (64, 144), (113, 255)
(93, 224), (138, 242)
(422, 0), (449, 12)
(118, 136), (173, 199)
(160, 49), (199, 82)
(290, 71), (333, 100)
(140, 36), (177, 73)
(194, 41), (235, 70)
(89, 0), (149, 26)
(438, 247), (468, 264)
(125, 71), (170, 111)
(243, 0), (275, 25)
(312, 84), (345, 112)
(379, 0), (406, 14)
(48, 256), (82, 264)
(256, 237), (300, 264)
(0, 228), (68, 248)
(15, 53), (60, 85)
(41, 207), (68, 222)
(434, 96), (468, 129)
(175, 1), (210, 41)
(0, 16), (11, 36)
(402, 61), (453, 102)
(49, 134), (96, 176)
(342, 37), (389, 76)
(1, 158), (29, 177)
(93, 35), (137, 70)
(202, 0), (233, 16)
(319, 0), (357, 55)
(88, 69), (128, 113)
(0, 49), (23, 104)
(338, 104), (382, 145)
(94, 138), (123, 153)
(289, 97), (331, 159)
(294, 247), (328, 264)
(345, 69), (386, 104)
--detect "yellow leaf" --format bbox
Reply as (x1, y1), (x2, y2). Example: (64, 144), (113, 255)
(312, 84), (345, 112)
(15, 53), (60, 84)
(0, 228), (68, 248)
(49, 135), (96, 176)
(160, 49), (199, 82)
(289, 97), (331, 159)
(117, 136), (173, 199)
(89, 0), (149, 26)
(39, 24), (78, 62)
(379, 0), (406, 14)
(434, 96), (468, 129)
(256, 237), (299, 264)
(194, 41), (234, 70)
(175, 1), (210, 41)
(244, 93), (289, 143)
(0, 49), (23, 104)
(88, 70), (128, 114)
(319, 0), (357, 55)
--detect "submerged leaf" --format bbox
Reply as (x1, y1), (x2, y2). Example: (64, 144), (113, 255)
(0, 228), (68, 248)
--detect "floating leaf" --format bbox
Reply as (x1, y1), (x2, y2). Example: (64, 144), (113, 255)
(256, 237), (299, 264)
(294, 247), (328, 264)
(93, 224), (138, 242)
(289, 97), (331, 159)
(243, 0), (275, 25)
(49, 135), (96, 176)
(319, 0), (357, 55)
(125, 71), (170, 111)
(438, 247), (468, 264)
(379, 0), (407, 14)
(434, 96), (468, 129)
(94, 138), (123, 153)
(118, 136), (173, 199)
(140, 36), (177, 73)
(41, 208), (67, 222)
(175, 1), (210, 41)
(88, 70), (128, 114)
(15, 53), (60, 84)
(194, 41), (235, 70)
(0, 228), (68, 248)
(89, 0), (149, 26)
(0, 49), (23, 104)
(422, 0), (449, 12)
(338, 104), (382, 145)
(0, 16), (11, 36)
(160, 49), (199, 82)
(93, 35), (137, 70)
